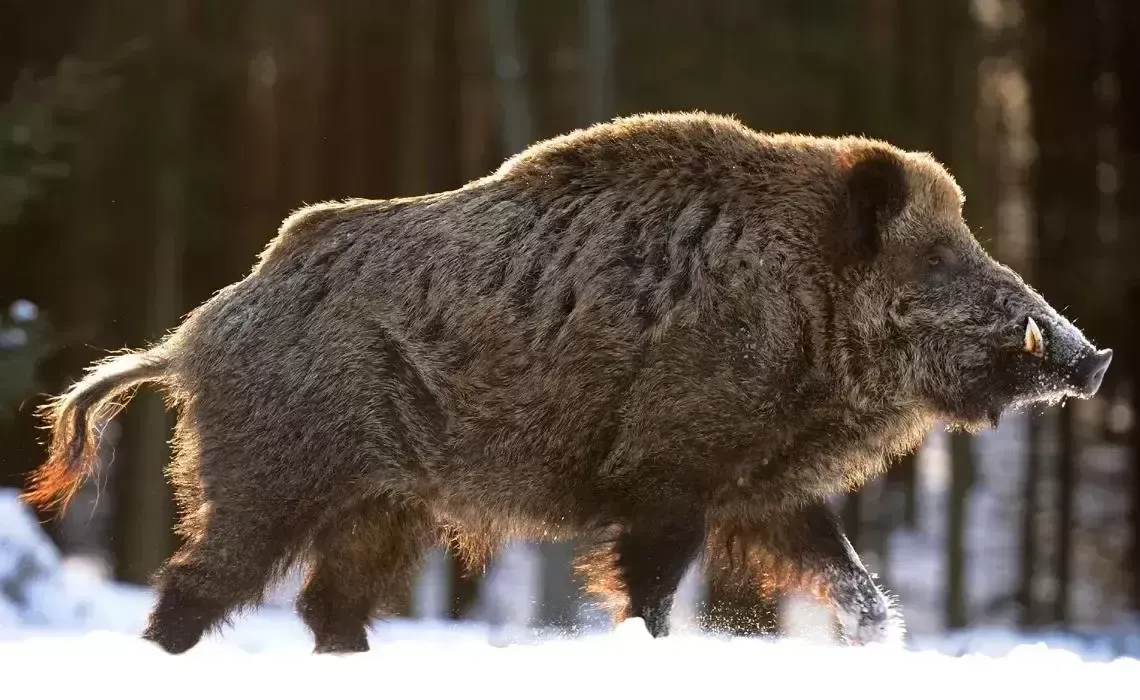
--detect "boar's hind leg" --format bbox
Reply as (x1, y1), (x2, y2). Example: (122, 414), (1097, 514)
(296, 495), (434, 654)
(142, 503), (312, 655)
(612, 519), (705, 637)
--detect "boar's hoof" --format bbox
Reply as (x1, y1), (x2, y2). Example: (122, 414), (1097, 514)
(832, 581), (905, 647)
(141, 624), (204, 656)
(313, 633), (370, 655)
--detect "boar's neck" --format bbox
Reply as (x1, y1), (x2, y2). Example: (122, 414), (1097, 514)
(717, 268), (934, 511)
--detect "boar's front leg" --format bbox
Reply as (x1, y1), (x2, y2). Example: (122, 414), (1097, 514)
(615, 519), (706, 637)
(758, 501), (904, 645)
(577, 517), (706, 638)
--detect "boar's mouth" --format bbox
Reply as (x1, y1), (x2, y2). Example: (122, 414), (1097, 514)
(940, 314), (1113, 431)
(982, 315), (1113, 426)
(1015, 315), (1112, 397)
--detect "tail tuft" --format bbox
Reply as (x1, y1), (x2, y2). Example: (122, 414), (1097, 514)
(22, 350), (170, 514)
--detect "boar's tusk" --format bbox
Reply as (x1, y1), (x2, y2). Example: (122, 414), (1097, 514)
(1024, 317), (1045, 358)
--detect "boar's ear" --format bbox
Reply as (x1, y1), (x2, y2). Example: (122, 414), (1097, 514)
(830, 146), (908, 266)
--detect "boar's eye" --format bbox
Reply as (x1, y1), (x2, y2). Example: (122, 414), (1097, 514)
(925, 245), (955, 269)
(920, 244), (958, 282)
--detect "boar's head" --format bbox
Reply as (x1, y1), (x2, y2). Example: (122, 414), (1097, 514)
(829, 143), (1112, 430)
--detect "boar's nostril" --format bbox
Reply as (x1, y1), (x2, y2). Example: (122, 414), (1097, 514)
(1072, 348), (1113, 396)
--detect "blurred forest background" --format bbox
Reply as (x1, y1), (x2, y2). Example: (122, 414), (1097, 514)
(1, 0), (1139, 639)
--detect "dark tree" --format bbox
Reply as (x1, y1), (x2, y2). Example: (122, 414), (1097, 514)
(1106, 0), (1140, 614)
(1024, 0), (1102, 627)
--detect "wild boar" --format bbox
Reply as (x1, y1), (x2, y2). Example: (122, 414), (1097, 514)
(23, 111), (1112, 653)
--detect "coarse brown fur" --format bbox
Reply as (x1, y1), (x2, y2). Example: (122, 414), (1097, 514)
(23, 111), (1110, 653)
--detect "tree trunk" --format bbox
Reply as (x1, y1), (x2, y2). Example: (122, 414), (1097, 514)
(487, 0), (533, 153)
(1105, 0), (1140, 617)
(1019, 410), (1043, 627)
(1130, 286), (1140, 614)
(581, 0), (613, 124)
(398, 0), (438, 198)
(50, 1), (124, 571)
(885, 450), (919, 529)
(1053, 403), (1077, 626)
(118, 0), (190, 583)
(945, 430), (975, 629)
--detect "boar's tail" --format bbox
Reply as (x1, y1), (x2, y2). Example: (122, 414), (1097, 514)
(22, 349), (171, 514)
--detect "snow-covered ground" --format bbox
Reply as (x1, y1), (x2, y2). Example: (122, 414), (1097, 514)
(5, 487), (1140, 698)
(5, 623), (1140, 699)
(4, 568), (1140, 700)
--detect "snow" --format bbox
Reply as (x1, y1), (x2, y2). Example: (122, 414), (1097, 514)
(4, 620), (1140, 699)
(0, 488), (112, 628)
(5, 489), (1140, 697)
(7, 298), (38, 323)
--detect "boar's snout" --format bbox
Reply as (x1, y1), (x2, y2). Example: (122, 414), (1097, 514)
(1020, 311), (1113, 400)
(1068, 346), (1113, 397)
